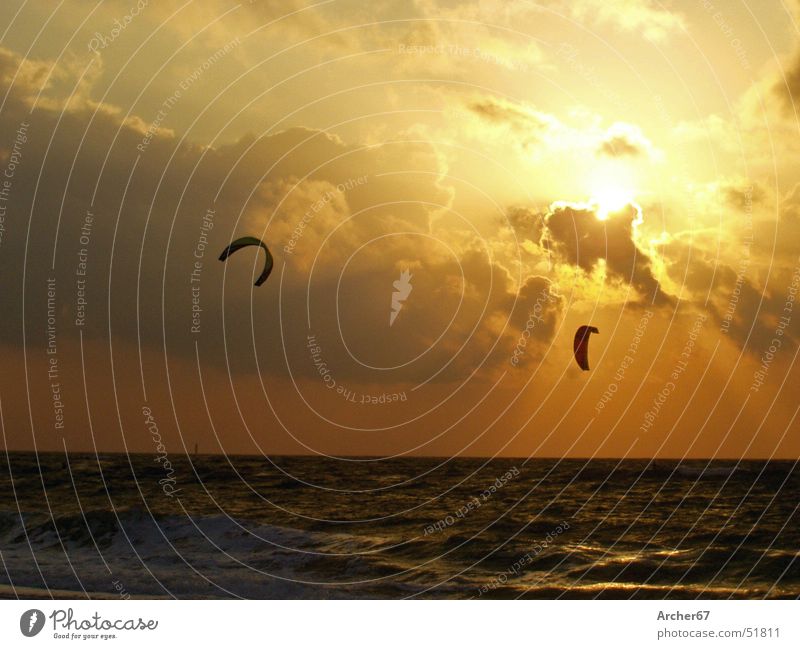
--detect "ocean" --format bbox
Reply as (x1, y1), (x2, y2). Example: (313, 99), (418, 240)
(0, 453), (797, 599)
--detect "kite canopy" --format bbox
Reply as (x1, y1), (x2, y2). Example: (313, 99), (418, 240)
(218, 237), (274, 286)
(573, 325), (599, 371)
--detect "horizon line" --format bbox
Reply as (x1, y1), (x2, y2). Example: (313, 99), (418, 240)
(1, 450), (797, 462)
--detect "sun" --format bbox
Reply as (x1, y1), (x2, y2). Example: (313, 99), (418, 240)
(590, 185), (636, 220)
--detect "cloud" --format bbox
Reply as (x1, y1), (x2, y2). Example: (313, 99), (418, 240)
(0, 45), (569, 390)
(772, 2), (800, 108)
(466, 97), (559, 149)
(419, 0), (685, 43)
(566, 0), (686, 42)
(542, 201), (672, 306)
(312, 245), (565, 381)
(596, 123), (654, 158)
(774, 48), (800, 111)
(780, 183), (800, 221)
(659, 233), (800, 353)
(597, 135), (641, 158)
(722, 181), (766, 211)
(505, 206), (546, 245)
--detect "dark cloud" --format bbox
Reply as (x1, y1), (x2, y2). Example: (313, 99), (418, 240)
(542, 202), (672, 306)
(507, 275), (562, 336)
(596, 123), (652, 158)
(722, 181), (766, 211)
(708, 262), (800, 354)
(661, 237), (800, 352)
(659, 237), (720, 294)
(597, 134), (642, 157)
(0, 45), (568, 392)
(466, 97), (551, 148)
(780, 182), (800, 221)
(774, 50), (800, 110)
(505, 206), (545, 243)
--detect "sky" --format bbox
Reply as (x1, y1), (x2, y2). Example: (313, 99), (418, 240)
(1, 0), (799, 458)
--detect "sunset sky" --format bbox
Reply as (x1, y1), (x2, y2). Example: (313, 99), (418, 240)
(1, 0), (799, 458)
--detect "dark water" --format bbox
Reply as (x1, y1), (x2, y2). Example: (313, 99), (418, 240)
(0, 453), (797, 599)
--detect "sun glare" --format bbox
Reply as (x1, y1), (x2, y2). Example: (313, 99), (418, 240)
(590, 185), (636, 220)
